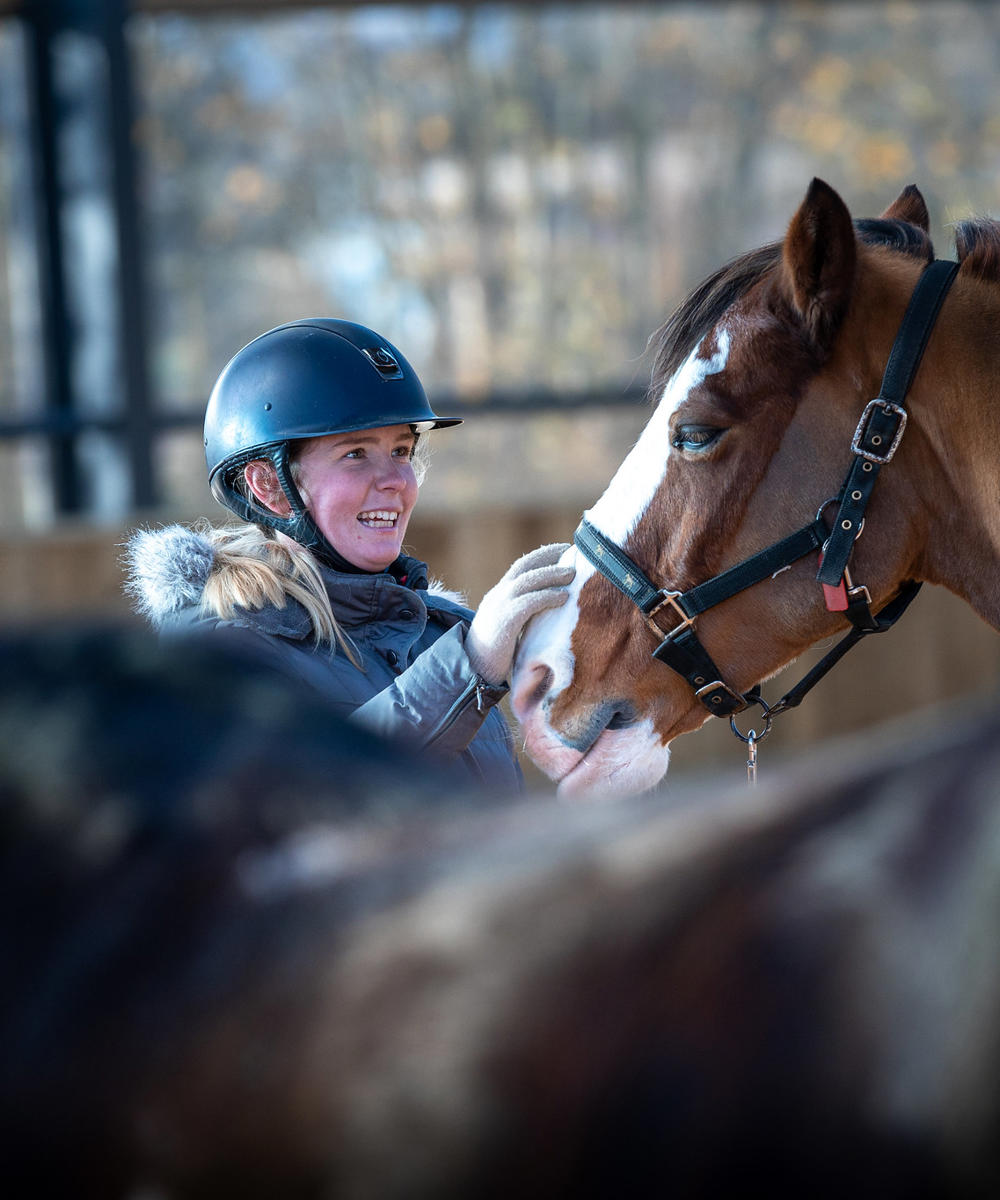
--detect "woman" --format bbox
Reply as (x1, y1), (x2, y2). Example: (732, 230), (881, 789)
(126, 318), (573, 793)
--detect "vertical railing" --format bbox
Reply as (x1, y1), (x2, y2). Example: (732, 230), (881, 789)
(19, 0), (157, 514)
(23, 0), (79, 512)
(102, 0), (156, 509)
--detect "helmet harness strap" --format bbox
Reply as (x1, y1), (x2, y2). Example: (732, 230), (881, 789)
(268, 443), (374, 575)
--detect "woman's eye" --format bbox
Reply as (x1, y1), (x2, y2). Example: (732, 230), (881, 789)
(671, 425), (723, 453)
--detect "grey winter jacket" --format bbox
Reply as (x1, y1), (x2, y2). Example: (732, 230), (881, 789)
(125, 526), (524, 794)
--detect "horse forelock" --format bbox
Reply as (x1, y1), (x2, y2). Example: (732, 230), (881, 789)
(647, 216), (936, 406)
(853, 217), (934, 261)
(955, 218), (1000, 283)
(648, 244), (782, 401)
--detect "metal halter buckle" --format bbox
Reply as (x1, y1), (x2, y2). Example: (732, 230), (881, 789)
(646, 590), (695, 640)
(851, 398), (907, 464)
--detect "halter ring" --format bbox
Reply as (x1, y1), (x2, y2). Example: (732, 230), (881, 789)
(817, 496), (864, 543)
(730, 695), (773, 744)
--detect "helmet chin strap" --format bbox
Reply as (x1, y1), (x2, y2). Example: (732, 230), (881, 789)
(267, 444), (374, 575)
(222, 440), (414, 576)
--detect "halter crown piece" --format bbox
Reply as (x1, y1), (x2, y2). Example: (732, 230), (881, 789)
(575, 258), (960, 766)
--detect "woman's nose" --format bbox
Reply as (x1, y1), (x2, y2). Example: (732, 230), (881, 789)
(375, 455), (410, 490)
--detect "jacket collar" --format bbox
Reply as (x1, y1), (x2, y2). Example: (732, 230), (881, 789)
(241, 554), (434, 641)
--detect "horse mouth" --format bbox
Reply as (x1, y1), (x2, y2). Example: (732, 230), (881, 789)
(553, 724), (670, 801)
(556, 754), (625, 801)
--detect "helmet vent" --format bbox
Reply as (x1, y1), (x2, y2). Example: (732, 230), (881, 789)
(361, 345), (405, 380)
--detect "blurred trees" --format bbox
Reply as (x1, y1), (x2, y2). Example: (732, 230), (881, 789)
(127, 2), (1000, 428)
(2, 2), (999, 520)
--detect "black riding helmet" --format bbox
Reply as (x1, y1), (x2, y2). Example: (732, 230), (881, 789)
(204, 318), (461, 570)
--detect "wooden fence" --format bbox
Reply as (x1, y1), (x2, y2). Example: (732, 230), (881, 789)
(3, 508), (998, 781)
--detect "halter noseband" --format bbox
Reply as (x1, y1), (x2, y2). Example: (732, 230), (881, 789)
(575, 257), (959, 730)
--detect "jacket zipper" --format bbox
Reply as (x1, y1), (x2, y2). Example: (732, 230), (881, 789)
(425, 676), (489, 744)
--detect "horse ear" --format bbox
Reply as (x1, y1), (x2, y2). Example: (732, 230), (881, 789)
(880, 184), (930, 232)
(779, 178), (856, 356)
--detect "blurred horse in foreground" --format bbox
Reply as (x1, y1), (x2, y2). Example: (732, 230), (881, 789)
(2, 626), (998, 1198)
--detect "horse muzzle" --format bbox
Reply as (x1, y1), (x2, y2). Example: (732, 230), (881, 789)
(512, 664), (669, 799)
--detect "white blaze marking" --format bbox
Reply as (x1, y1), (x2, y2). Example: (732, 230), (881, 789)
(587, 330), (730, 543)
(516, 332), (731, 698)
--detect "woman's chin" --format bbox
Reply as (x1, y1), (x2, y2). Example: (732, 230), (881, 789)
(332, 529), (405, 572)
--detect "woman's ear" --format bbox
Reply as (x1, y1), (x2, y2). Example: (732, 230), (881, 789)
(243, 459), (292, 516)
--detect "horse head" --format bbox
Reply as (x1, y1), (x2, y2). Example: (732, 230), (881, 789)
(512, 178), (1000, 798)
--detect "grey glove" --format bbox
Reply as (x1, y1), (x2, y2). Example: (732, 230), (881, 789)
(466, 543), (575, 685)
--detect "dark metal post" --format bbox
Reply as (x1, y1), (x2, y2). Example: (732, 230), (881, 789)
(101, 0), (157, 509)
(20, 0), (158, 514)
(23, 0), (80, 513)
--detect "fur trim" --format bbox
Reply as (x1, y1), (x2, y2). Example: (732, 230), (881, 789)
(123, 525), (216, 628)
(427, 578), (467, 607)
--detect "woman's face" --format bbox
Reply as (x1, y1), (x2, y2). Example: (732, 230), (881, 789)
(250, 424), (420, 571)
(298, 424), (420, 571)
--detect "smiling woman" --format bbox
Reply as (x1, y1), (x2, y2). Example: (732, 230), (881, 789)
(124, 318), (575, 794)
(245, 425), (421, 574)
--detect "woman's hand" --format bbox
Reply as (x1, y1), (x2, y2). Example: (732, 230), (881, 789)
(466, 544), (575, 685)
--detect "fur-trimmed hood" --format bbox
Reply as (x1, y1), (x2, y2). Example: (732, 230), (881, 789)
(123, 524), (467, 631)
(124, 525), (218, 629)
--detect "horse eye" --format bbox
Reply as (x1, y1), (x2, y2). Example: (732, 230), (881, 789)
(671, 425), (723, 453)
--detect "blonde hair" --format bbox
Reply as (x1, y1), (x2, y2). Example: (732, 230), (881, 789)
(198, 521), (362, 667)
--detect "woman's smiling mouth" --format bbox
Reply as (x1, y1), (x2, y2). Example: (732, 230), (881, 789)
(358, 510), (400, 529)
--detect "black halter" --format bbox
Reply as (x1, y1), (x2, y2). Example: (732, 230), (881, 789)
(575, 257), (959, 726)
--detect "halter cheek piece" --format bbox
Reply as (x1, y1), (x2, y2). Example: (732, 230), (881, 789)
(575, 258), (959, 733)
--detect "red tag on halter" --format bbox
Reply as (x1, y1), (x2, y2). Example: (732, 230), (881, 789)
(822, 581), (849, 611)
(817, 551), (848, 611)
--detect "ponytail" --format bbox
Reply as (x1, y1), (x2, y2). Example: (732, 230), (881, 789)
(198, 522), (362, 667)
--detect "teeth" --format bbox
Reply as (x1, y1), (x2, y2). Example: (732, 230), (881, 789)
(358, 510), (399, 526)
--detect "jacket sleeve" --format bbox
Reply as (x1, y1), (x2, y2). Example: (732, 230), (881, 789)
(348, 623), (509, 757)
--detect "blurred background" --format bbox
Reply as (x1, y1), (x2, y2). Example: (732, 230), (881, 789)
(2, 0), (999, 778)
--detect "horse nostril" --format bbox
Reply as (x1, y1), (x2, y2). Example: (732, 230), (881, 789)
(606, 704), (638, 730)
(512, 663), (554, 720)
(530, 665), (554, 709)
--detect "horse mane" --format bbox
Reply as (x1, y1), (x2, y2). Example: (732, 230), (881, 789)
(852, 217), (934, 257)
(647, 216), (935, 400)
(646, 243), (782, 401)
(954, 217), (1000, 282)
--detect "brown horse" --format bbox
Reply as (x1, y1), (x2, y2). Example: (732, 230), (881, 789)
(511, 179), (1000, 798)
(5, 625), (1000, 1197)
